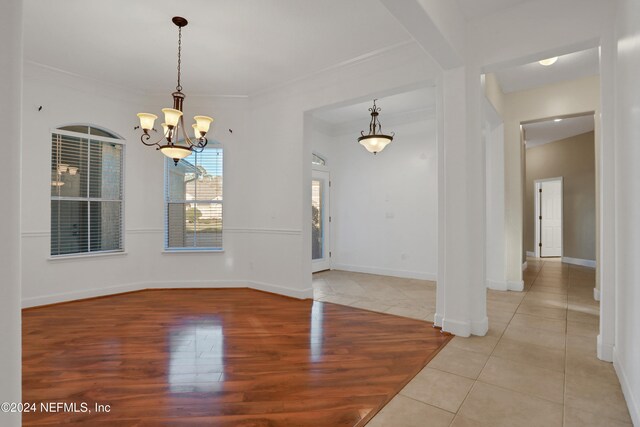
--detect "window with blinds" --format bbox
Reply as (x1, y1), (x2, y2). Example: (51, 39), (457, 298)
(165, 147), (223, 250)
(50, 126), (124, 256)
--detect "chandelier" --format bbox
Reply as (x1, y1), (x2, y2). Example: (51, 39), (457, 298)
(358, 99), (394, 154)
(136, 17), (213, 165)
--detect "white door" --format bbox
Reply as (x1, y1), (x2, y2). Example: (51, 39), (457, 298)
(312, 169), (330, 272)
(538, 179), (563, 257)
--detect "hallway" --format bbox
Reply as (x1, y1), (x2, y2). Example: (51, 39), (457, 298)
(313, 260), (632, 426)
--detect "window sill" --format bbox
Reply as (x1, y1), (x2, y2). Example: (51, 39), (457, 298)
(48, 251), (128, 262)
(162, 249), (225, 254)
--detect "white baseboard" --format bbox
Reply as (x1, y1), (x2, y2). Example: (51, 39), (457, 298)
(526, 251), (535, 257)
(442, 317), (471, 337)
(22, 280), (312, 308)
(486, 279), (508, 291)
(248, 281), (314, 299)
(613, 348), (640, 426)
(331, 263), (437, 281)
(441, 316), (488, 337)
(488, 280), (524, 292)
(594, 287), (601, 301)
(471, 316), (488, 336)
(22, 281), (153, 308)
(562, 256), (596, 268)
(522, 261), (528, 271)
(507, 280), (524, 291)
(597, 334), (613, 362)
(433, 312), (443, 328)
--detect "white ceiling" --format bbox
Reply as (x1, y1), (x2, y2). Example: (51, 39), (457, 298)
(524, 114), (595, 149)
(312, 87), (436, 126)
(24, 0), (412, 96)
(493, 47), (600, 93)
(456, 0), (531, 20)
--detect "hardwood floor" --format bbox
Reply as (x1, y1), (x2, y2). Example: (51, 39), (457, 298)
(23, 289), (451, 426)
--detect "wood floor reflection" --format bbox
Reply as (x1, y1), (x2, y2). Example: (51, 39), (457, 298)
(23, 289), (451, 426)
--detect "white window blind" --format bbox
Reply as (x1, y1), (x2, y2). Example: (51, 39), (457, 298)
(50, 126), (124, 256)
(165, 148), (223, 250)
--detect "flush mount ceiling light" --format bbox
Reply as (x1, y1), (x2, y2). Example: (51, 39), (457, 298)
(554, 118), (563, 122)
(539, 57), (559, 66)
(358, 99), (394, 155)
(136, 17), (213, 165)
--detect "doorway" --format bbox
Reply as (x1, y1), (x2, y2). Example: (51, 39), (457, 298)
(312, 168), (330, 272)
(535, 177), (563, 258)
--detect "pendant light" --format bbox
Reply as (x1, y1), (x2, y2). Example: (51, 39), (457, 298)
(358, 99), (394, 154)
(136, 17), (213, 165)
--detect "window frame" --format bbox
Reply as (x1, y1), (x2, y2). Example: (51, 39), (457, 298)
(49, 126), (126, 259)
(312, 152), (327, 166)
(163, 144), (224, 253)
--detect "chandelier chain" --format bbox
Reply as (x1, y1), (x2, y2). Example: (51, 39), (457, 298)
(176, 26), (183, 92)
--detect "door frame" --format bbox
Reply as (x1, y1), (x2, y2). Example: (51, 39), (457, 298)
(312, 166), (331, 272)
(534, 176), (563, 258)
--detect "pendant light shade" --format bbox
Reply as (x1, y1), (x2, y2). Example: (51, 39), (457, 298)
(159, 144), (192, 165)
(358, 99), (394, 155)
(137, 113), (158, 131)
(358, 135), (393, 154)
(162, 108), (183, 127)
(194, 116), (214, 134)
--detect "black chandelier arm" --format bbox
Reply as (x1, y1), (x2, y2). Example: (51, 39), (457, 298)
(177, 115), (208, 150)
(140, 132), (163, 147)
(190, 139), (208, 153)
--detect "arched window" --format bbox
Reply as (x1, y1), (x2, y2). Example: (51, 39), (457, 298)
(50, 125), (124, 256)
(312, 152), (326, 166)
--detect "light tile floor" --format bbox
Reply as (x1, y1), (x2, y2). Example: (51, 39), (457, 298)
(312, 259), (633, 427)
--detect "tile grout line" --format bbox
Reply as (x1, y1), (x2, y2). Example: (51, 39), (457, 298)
(562, 262), (576, 427)
(446, 258), (545, 426)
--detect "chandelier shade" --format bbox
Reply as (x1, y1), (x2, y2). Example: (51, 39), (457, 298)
(137, 113), (158, 131)
(136, 17), (213, 165)
(159, 145), (192, 160)
(358, 135), (393, 154)
(162, 108), (183, 127)
(358, 99), (394, 155)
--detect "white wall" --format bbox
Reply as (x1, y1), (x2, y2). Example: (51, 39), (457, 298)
(613, 0), (640, 423)
(245, 42), (442, 296)
(0, 1), (22, 425)
(20, 42), (441, 306)
(308, 117), (334, 164)
(20, 63), (262, 306)
(311, 111), (438, 280)
(484, 75), (600, 288)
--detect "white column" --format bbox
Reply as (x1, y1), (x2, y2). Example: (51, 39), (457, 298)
(0, 1), (23, 426)
(465, 62), (489, 335)
(485, 120), (507, 291)
(597, 16), (617, 362)
(436, 66), (488, 337)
